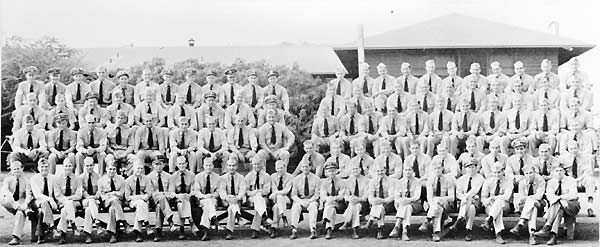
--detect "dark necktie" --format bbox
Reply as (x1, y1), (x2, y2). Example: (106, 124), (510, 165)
(147, 127), (154, 149)
(368, 116), (374, 134)
(519, 158), (524, 175)
(271, 85), (276, 96)
(27, 132), (34, 149)
(13, 178), (20, 201)
(354, 179), (359, 196)
(359, 157), (365, 175)
(89, 129), (95, 147)
(180, 173), (186, 193)
(51, 84), (57, 106)
(323, 118), (329, 136)
(251, 85), (257, 107)
(180, 105), (185, 117)
(544, 90), (548, 99)
(363, 77), (368, 94)
(187, 84), (192, 104)
(428, 76), (432, 91)
(556, 180), (562, 196)
(205, 174), (211, 194)
(86, 173), (94, 195)
(470, 91), (476, 110)
(178, 131), (186, 149)
(270, 124), (276, 145)
(75, 83), (81, 101)
(335, 80), (342, 95)
(121, 87), (126, 101)
(413, 158), (420, 178)
(438, 111), (443, 131)
(515, 111), (521, 130)
(157, 173), (164, 192)
(415, 113), (420, 135)
(110, 178), (116, 192)
(30, 108), (36, 123)
(397, 95), (403, 112)
(43, 177), (49, 196)
(98, 80), (104, 105)
(494, 155), (498, 162)
(462, 112), (469, 131)
(378, 179), (384, 198)
(467, 177), (472, 192)
(451, 77), (455, 87)
(238, 128), (244, 147)
(166, 84), (171, 103)
(331, 96), (335, 116)
(349, 115), (355, 134)
(303, 175), (309, 197)
(572, 157), (578, 178)
(528, 181), (534, 196)
(406, 179), (411, 197)
(147, 104), (152, 114)
(116, 127), (122, 145)
(356, 98), (362, 113)
(404, 76), (409, 92)
(447, 97), (452, 111)
(209, 107), (213, 116)
(542, 113), (549, 132)
(255, 172), (260, 190)
(330, 179), (336, 196)
(278, 176), (283, 190)
(390, 117), (396, 135)
(136, 177), (141, 195)
(494, 179), (501, 196)
(208, 132), (215, 151)
(65, 176), (72, 196)
(90, 107), (95, 115)
(542, 161), (549, 176)
(435, 177), (441, 196)
(422, 95), (428, 111)
(385, 156), (390, 176)
(57, 130), (64, 151)
(381, 77), (386, 91)
(29, 83), (34, 92)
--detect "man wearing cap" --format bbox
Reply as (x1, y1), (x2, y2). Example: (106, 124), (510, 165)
(386, 81), (412, 115)
(534, 165), (580, 245)
(501, 97), (532, 154)
(339, 101), (363, 153)
(201, 69), (224, 104)
(418, 60), (443, 94)
(1, 161), (32, 246)
(169, 116), (199, 173)
(560, 140), (595, 217)
(228, 114), (258, 163)
(372, 63), (397, 112)
(476, 96), (506, 152)
(442, 61), (465, 96)
(105, 110), (137, 175)
(329, 66), (352, 99)
(76, 114), (107, 174)
(98, 163), (127, 243)
(448, 159), (484, 241)
(78, 92), (109, 129)
(196, 90), (226, 129)
(311, 104), (340, 152)
(244, 157), (272, 238)
(257, 95), (286, 126)
(352, 62), (374, 97)
(398, 62), (418, 95)
(134, 68), (163, 105)
(112, 70), (135, 105)
(15, 66), (46, 108)
(65, 67), (91, 109)
(219, 158), (247, 240)
(510, 165), (546, 244)
(135, 113), (166, 164)
(400, 98), (429, 156)
(80, 157), (103, 244)
(257, 109), (294, 166)
(146, 156), (174, 242)
(159, 68), (179, 107)
(264, 70), (290, 113)
(358, 101), (382, 154)
(47, 113), (76, 174)
(241, 69), (264, 110)
(9, 115), (48, 164)
(480, 139), (508, 178)
(319, 161), (345, 239)
(40, 67), (67, 109)
(528, 98), (559, 153)
(480, 163), (513, 244)
(389, 164), (423, 241)
(484, 78), (508, 111)
(178, 68), (201, 106)
(532, 76), (560, 111)
(344, 138), (373, 178)
(533, 59), (560, 91)
(363, 164), (394, 239)
(134, 89), (167, 127)
(418, 161), (455, 242)
(221, 68), (242, 107)
(373, 138), (403, 178)
(45, 93), (77, 131)
(169, 156), (198, 239)
(289, 160), (320, 239)
(225, 92), (257, 129)
(268, 160), (293, 238)
(89, 66), (116, 107)
(106, 90), (135, 126)
(507, 61), (534, 93)
(426, 96), (453, 157)
(339, 162), (368, 239)
(192, 157), (221, 240)
(11, 92), (46, 133)
(197, 116), (229, 172)
(486, 62), (510, 94)
(29, 159), (58, 244)
(167, 93), (199, 130)
(430, 143), (459, 178)
(53, 159), (82, 244)
(318, 85), (344, 119)
(462, 63), (488, 94)
(414, 78), (436, 113)
(506, 138), (534, 184)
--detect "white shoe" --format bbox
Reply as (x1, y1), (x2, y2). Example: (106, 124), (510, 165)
(73, 228), (81, 237)
(147, 228), (155, 236)
(169, 225), (178, 233)
(96, 226), (106, 236)
(53, 229), (62, 238)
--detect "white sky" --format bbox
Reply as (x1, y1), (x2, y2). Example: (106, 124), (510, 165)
(2, 0), (600, 112)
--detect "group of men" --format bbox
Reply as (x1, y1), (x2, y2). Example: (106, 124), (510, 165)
(1, 56), (597, 245)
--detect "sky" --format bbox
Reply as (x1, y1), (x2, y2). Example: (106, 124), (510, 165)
(2, 0), (600, 111)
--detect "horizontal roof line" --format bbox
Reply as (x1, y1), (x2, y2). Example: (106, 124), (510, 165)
(334, 45), (596, 50)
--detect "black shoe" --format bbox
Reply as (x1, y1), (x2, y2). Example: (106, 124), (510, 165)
(533, 225), (551, 237)
(450, 217), (465, 232)
(251, 230), (258, 239)
(201, 229), (210, 241)
(270, 228), (277, 238)
(325, 228), (332, 239)
(36, 237), (45, 244)
(588, 208), (596, 217)
(481, 217), (493, 232)
(58, 233), (66, 245)
(310, 230), (317, 239)
(225, 230), (233, 240)
(465, 229), (472, 241)
(510, 223), (523, 236)
(546, 233), (557, 245)
(376, 229), (384, 239)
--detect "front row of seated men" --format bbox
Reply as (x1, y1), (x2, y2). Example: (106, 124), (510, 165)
(1, 137), (588, 245)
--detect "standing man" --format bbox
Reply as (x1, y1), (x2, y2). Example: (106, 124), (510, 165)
(89, 66), (116, 107)
(242, 69), (264, 111)
(418, 60), (442, 94)
(462, 63), (488, 94)
(76, 114), (107, 175)
(264, 70), (290, 113)
(289, 160), (320, 239)
(159, 68), (178, 107)
(200, 70), (223, 104)
(1, 161), (31, 246)
(329, 66), (352, 99)
(508, 61), (534, 93)
(442, 61), (464, 96)
(178, 68), (202, 106)
(112, 70), (135, 105)
(486, 61), (510, 94)
(15, 66), (46, 108)
(352, 62), (374, 97)
(398, 62), (418, 95)
(40, 67), (66, 109)
(460, 75), (486, 112)
(134, 68), (163, 105)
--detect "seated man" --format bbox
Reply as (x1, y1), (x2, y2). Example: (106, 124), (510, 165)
(339, 162), (369, 239)
(98, 163), (128, 243)
(561, 140), (595, 217)
(125, 162), (153, 242)
(322, 139), (351, 178)
(224, 92), (256, 129)
(311, 104), (340, 153)
(146, 157), (174, 242)
(12, 92), (47, 133)
(501, 97), (532, 155)
(353, 62), (374, 97)
(376, 106), (405, 157)
(244, 157), (272, 239)
(76, 114), (107, 175)
(528, 98), (559, 154)
(80, 157), (103, 244)
(192, 157), (221, 241)
(450, 98), (479, 157)
(47, 113), (76, 174)
(269, 160), (293, 238)
(510, 165), (546, 245)
(449, 159), (484, 241)
(418, 161), (456, 242)
(292, 140), (325, 177)
(54, 159), (82, 244)
(241, 69), (264, 110)
(169, 156), (198, 239)
(133, 89), (167, 127)
(178, 68), (201, 106)
(1, 161), (31, 246)
(44, 94), (77, 131)
(403, 141), (431, 183)
(559, 117), (596, 155)
(65, 67), (91, 109)
(459, 75), (486, 112)
(480, 163), (514, 244)
(534, 165), (580, 245)
(29, 159), (58, 244)
(372, 63), (395, 112)
(9, 115), (48, 165)
(264, 70), (290, 113)
(78, 92), (108, 129)
(158, 68), (178, 107)
(338, 101), (363, 155)
(169, 116), (199, 173)
(358, 102), (383, 155)
(386, 81), (412, 114)
(480, 139), (508, 178)
(135, 113), (166, 165)
(105, 90), (135, 127)
(197, 116), (229, 172)
(227, 114), (258, 163)
(532, 143), (559, 180)
(456, 136), (484, 176)
(219, 158), (247, 240)
(105, 110), (137, 176)
(167, 93), (199, 130)
(134, 69), (163, 106)
(389, 165), (423, 241)
(506, 138), (534, 189)
(363, 164), (394, 239)
(196, 91), (226, 129)
(257, 109), (294, 166)
(221, 68), (242, 108)
(431, 143), (459, 179)
(112, 70), (135, 105)
(348, 85), (374, 115)
(373, 138), (403, 178)
(414, 78), (436, 113)
(290, 160), (320, 239)
(476, 96), (506, 152)
(427, 96), (453, 157)
(256, 95), (286, 127)
(344, 138), (373, 178)
(401, 99), (429, 155)
(320, 162), (345, 240)
(318, 85), (344, 119)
